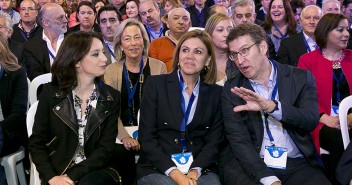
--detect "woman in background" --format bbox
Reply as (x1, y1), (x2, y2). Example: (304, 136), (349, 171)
(67, 1), (101, 34)
(298, 13), (352, 184)
(262, 0), (300, 54)
(205, 13), (238, 85)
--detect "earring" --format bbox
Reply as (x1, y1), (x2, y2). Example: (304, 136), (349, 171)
(204, 65), (209, 72)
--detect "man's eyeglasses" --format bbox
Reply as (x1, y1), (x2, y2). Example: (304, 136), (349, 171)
(20, 7), (36, 12)
(229, 42), (258, 61)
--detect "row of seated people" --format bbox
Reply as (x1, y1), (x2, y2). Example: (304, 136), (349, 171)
(0, 1), (348, 185)
(22, 20), (352, 185)
(3, 0), (352, 78)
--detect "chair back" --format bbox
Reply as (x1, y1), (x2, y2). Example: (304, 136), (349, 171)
(29, 73), (52, 105)
(26, 101), (41, 185)
(339, 95), (352, 149)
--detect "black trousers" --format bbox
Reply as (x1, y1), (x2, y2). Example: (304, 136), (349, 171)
(110, 144), (137, 185)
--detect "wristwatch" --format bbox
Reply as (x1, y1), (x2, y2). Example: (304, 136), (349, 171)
(268, 100), (279, 113)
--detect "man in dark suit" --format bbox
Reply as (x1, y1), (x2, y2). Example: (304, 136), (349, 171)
(10, 0), (42, 44)
(186, 0), (213, 27)
(222, 23), (331, 185)
(97, 5), (122, 65)
(23, 3), (67, 80)
(277, 5), (322, 66)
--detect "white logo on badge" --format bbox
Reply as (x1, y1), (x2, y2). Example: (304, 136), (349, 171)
(180, 157), (186, 164)
(273, 150), (279, 157)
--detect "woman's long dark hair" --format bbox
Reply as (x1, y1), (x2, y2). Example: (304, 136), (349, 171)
(51, 31), (104, 92)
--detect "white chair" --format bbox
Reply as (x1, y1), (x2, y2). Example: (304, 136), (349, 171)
(29, 73), (52, 105)
(188, 27), (205, 31)
(26, 101), (41, 185)
(339, 96), (352, 150)
(1, 146), (27, 185)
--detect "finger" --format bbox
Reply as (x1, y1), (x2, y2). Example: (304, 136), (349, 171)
(233, 105), (248, 112)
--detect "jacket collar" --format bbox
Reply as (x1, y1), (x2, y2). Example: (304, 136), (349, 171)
(52, 79), (114, 139)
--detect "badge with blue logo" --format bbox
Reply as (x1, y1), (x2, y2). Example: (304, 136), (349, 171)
(264, 146), (287, 169)
(171, 152), (193, 174)
(331, 105), (339, 117)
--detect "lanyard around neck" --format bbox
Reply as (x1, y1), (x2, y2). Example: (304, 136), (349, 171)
(123, 58), (144, 123)
(273, 24), (288, 39)
(178, 70), (198, 152)
(263, 61), (278, 145)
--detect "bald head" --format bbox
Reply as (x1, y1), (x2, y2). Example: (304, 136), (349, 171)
(39, 3), (67, 34)
(209, 5), (229, 16)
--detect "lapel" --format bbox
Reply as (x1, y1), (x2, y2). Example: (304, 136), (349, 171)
(187, 80), (209, 131)
(52, 91), (79, 135)
(297, 32), (308, 55)
(276, 61), (291, 110)
(103, 43), (113, 65)
(40, 39), (51, 73)
(86, 81), (114, 140)
(240, 77), (264, 145)
(166, 71), (184, 128)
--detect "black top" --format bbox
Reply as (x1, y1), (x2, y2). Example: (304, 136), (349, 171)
(332, 68), (350, 105)
(121, 60), (151, 126)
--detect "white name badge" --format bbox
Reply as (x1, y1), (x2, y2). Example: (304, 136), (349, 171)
(264, 146), (288, 170)
(330, 105), (339, 117)
(171, 152), (193, 174)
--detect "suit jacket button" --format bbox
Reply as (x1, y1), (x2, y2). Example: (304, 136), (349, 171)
(189, 141), (193, 145)
(174, 139), (178, 144)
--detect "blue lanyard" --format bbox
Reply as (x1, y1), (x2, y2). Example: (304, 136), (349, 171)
(263, 62), (278, 145)
(302, 36), (312, 53)
(105, 43), (115, 58)
(178, 70), (198, 152)
(123, 59), (144, 123)
(333, 71), (344, 103)
(273, 24), (288, 39)
(48, 49), (55, 60)
(166, 37), (176, 47)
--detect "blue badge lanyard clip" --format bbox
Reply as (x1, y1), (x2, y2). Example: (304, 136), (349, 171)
(264, 62), (278, 146)
(123, 58), (144, 124)
(178, 70), (197, 152)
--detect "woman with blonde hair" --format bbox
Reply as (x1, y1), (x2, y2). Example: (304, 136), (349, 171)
(161, 0), (182, 23)
(104, 18), (166, 185)
(0, 33), (28, 158)
(205, 13), (238, 85)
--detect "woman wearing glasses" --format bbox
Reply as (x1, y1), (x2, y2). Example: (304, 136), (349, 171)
(137, 30), (223, 185)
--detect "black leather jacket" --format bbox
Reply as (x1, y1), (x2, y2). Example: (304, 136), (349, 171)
(29, 80), (120, 184)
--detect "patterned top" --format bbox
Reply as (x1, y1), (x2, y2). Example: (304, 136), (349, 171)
(71, 88), (98, 165)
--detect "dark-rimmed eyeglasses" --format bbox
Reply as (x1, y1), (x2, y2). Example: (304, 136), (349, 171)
(229, 42), (258, 61)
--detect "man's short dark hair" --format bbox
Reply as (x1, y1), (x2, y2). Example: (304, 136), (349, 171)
(97, 4), (123, 24)
(226, 23), (267, 45)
